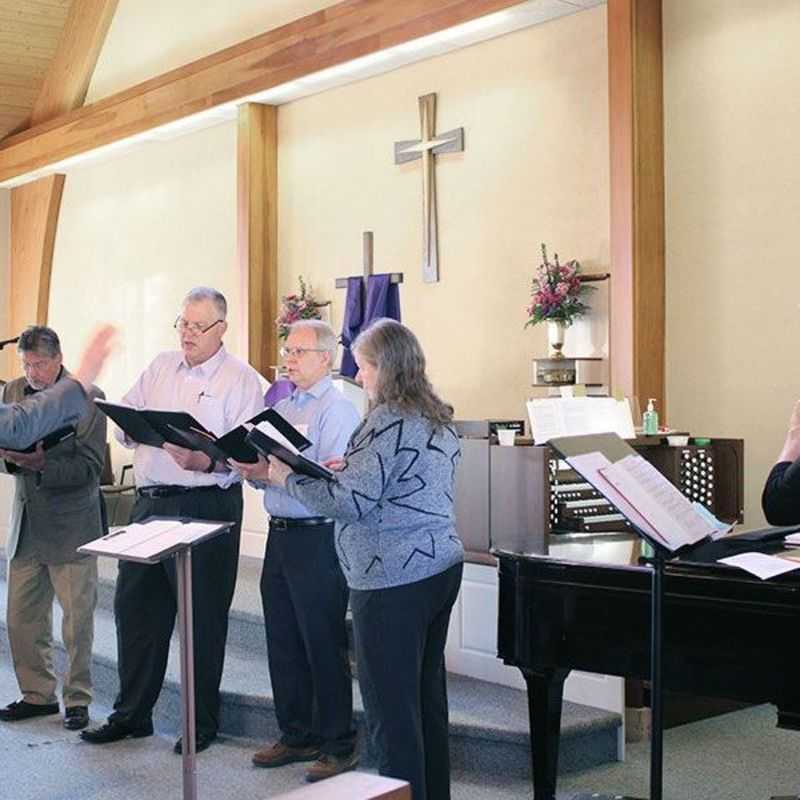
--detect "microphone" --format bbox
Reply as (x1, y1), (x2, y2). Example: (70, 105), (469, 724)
(0, 336), (19, 350)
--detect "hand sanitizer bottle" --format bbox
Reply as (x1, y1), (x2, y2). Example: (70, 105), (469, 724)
(643, 398), (659, 436)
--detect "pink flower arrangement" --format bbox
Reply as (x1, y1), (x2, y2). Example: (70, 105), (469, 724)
(276, 276), (327, 339)
(525, 243), (593, 328)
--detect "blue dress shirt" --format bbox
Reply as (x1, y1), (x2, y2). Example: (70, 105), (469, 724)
(262, 375), (361, 519)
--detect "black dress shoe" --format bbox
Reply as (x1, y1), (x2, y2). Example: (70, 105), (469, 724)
(80, 719), (154, 744)
(64, 706), (90, 730)
(173, 731), (216, 754)
(0, 700), (59, 722)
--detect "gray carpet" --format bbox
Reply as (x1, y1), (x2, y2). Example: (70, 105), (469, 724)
(1, 634), (799, 800)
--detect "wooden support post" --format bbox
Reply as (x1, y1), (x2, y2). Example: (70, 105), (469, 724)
(608, 0), (666, 418)
(238, 103), (278, 378)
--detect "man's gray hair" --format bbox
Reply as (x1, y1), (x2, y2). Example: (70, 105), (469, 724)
(183, 287), (227, 320)
(290, 320), (338, 364)
(17, 325), (61, 358)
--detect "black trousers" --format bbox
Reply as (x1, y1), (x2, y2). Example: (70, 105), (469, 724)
(261, 522), (355, 756)
(350, 562), (463, 800)
(109, 484), (243, 737)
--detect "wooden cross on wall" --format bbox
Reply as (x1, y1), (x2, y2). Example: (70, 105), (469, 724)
(394, 93), (464, 283)
(334, 231), (404, 288)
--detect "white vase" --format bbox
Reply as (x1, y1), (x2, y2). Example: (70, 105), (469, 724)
(547, 320), (566, 358)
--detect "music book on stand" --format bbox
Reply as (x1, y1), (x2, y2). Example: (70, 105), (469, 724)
(79, 517), (233, 563)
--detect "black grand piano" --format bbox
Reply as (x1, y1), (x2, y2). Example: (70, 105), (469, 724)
(497, 534), (800, 799)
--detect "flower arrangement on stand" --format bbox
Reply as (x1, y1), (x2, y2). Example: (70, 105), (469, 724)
(275, 276), (328, 340)
(524, 243), (593, 357)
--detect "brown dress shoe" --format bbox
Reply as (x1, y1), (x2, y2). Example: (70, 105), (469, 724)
(305, 751), (360, 783)
(252, 741), (320, 768)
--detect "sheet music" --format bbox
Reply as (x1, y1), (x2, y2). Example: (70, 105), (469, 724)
(253, 421), (300, 455)
(79, 520), (227, 560)
(598, 454), (713, 549)
(718, 552), (800, 580)
(527, 397), (635, 444)
(566, 451), (669, 548)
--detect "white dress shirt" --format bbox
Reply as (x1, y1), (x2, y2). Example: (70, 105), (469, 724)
(115, 346), (263, 489)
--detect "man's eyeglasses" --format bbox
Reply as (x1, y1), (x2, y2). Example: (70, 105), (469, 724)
(279, 346), (326, 359)
(174, 317), (223, 335)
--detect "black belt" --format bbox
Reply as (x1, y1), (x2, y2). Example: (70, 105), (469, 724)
(136, 484), (234, 499)
(269, 516), (332, 530)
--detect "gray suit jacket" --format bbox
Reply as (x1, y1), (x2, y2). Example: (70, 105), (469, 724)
(0, 378), (87, 451)
(2, 374), (106, 563)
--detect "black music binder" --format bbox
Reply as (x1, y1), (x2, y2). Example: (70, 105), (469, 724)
(96, 402), (313, 464)
(4, 424), (76, 454)
(245, 427), (333, 481)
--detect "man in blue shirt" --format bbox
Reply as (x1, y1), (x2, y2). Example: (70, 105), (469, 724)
(235, 320), (361, 783)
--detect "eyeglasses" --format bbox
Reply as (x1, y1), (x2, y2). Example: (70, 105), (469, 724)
(279, 346), (326, 359)
(174, 317), (223, 335)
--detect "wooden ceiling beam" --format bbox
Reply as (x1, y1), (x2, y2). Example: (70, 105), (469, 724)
(0, 0), (524, 183)
(9, 0), (118, 357)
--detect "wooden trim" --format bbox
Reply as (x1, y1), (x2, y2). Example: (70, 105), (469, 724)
(0, 0), (525, 183)
(608, 0), (665, 417)
(238, 103), (278, 378)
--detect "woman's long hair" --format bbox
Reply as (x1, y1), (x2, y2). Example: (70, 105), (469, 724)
(352, 319), (453, 427)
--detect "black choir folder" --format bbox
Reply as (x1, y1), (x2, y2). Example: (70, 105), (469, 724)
(95, 401), (312, 465)
(245, 427), (334, 482)
(5, 424), (76, 454)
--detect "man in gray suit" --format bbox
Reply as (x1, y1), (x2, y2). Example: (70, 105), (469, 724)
(0, 325), (115, 451)
(0, 327), (107, 731)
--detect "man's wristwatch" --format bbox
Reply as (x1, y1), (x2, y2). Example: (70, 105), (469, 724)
(204, 457), (217, 474)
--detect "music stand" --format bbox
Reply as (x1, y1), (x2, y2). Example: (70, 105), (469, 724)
(548, 432), (708, 800)
(80, 516), (233, 800)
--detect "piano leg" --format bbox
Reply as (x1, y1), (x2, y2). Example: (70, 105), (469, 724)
(522, 667), (569, 800)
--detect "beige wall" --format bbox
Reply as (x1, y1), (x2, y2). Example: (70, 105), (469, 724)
(278, 6), (610, 420)
(664, 0), (800, 526)
(34, 5), (607, 554)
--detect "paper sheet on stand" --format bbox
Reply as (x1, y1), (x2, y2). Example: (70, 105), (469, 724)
(566, 451), (669, 548)
(527, 397), (635, 444)
(598, 454), (713, 549)
(718, 552), (800, 580)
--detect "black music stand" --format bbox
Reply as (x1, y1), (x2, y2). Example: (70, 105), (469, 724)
(80, 517), (233, 800)
(548, 432), (708, 800)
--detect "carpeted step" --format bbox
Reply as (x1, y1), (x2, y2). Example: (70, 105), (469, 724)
(0, 554), (621, 779)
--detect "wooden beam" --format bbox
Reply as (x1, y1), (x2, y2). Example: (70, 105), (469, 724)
(10, 173), (65, 330)
(0, 0), (524, 184)
(9, 0), (118, 363)
(608, 0), (665, 417)
(31, 0), (120, 125)
(238, 103), (278, 379)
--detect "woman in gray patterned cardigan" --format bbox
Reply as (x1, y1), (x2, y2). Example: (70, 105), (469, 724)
(267, 318), (464, 800)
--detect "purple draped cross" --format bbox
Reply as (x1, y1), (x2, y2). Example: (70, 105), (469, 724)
(340, 274), (402, 378)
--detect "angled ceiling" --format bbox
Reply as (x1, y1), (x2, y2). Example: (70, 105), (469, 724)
(0, 0), (74, 139)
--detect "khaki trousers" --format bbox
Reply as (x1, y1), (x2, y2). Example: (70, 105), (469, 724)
(6, 555), (98, 707)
